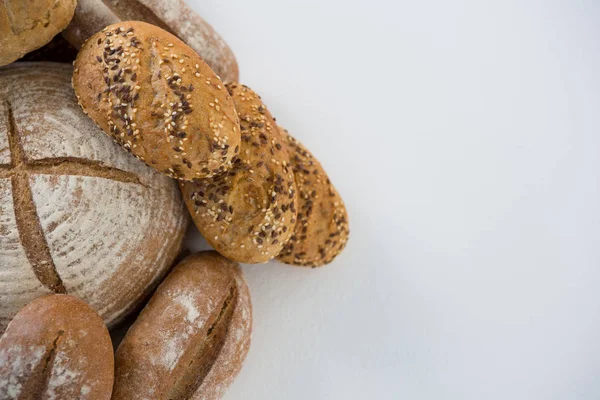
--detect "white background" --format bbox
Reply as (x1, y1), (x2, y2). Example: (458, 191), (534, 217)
(183, 1), (600, 399)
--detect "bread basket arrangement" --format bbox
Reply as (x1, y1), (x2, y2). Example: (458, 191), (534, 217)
(0, 0), (349, 398)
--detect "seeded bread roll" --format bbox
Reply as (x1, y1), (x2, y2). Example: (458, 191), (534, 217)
(63, 0), (239, 83)
(112, 251), (252, 400)
(0, 295), (114, 399)
(73, 21), (241, 181)
(180, 84), (298, 264)
(0, 0), (77, 66)
(0, 63), (188, 334)
(277, 128), (350, 267)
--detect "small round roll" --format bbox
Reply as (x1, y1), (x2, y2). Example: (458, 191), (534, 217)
(180, 84), (298, 264)
(0, 295), (114, 399)
(112, 251), (252, 400)
(72, 21), (241, 181)
(277, 128), (350, 267)
(0, 0), (77, 66)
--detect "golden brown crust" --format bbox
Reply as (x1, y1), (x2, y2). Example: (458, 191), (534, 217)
(0, 0), (77, 66)
(72, 21), (241, 181)
(180, 84), (298, 264)
(112, 251), (252, 400)
(277, 128), (349, 267)
(62, 0), (239, 82)
(0, 295), (114, 399)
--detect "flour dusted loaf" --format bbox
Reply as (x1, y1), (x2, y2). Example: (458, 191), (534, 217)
(112, 251), (252, 400)
(0, 295), (114, 400)
(63, 0), (239, 83)
(277, 128), (349, 267)
(180, 84), (298, 264)
(0, 0), (77, 66)
(0, 63), (189, 334)
(73, 21), (241, 181)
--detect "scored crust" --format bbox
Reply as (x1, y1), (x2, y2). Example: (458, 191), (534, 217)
(0, 0), (77, 66)
(277, 128), (349, 267)
(0, 295), (114, 400)
(112, 251), (252, 400)
(72, 21), (241, 181)
(62, 0), (239, 83)
(180, 84), (298, 264)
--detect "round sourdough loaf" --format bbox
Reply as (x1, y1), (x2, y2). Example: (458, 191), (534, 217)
(0, 63), (189, 334)
(0, 295), (114, 399)
(62, 0), (239, 83)
(0, 0), (77, 66)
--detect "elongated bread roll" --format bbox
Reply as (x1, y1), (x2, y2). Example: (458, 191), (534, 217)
(113, 251), (252, 400)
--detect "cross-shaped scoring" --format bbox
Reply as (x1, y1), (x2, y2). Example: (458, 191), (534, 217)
(0, 101), (144, 293)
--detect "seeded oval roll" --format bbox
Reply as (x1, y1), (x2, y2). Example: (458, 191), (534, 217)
(180, 84), (297, 264)
(112, 251), (252, 400)
(72, 21), (241, 181)
(277, 128), (350, 267)
(0, 295), (114, 399)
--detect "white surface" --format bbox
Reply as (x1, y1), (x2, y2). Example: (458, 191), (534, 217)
(185, 1), (600, 399)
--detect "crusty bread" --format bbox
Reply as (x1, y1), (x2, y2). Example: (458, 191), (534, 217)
(0, 62), (189, 334)
(180, 84), (298, 264)
(277, 128), (350, 267)
(0, 0), (77, 66)
(0, 295), (114, 399)
(112, 251), (252, 400)
(62, 0), (239, 83)
(73, 21), (241, 181)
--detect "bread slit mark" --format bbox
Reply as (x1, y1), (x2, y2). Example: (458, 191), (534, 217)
(27, 158), (147, 187)
(3, 101), (66, 294)
(33, 329), (65, 397)
(101, 0), (173, 34)
(166, 285), (238, 400)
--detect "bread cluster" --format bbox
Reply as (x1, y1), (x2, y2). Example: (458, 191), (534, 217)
(0, 0), (349, 398)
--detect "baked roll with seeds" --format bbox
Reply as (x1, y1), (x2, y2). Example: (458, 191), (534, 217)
(72, 21), (241, 181)
(0, 295), (114, 399)
(180, 84), (298, 264)
(0, 0), (77, 66)
(112, 251), (252, 400)
(63, 0), (239, 83)
(277, 128), (349, 267)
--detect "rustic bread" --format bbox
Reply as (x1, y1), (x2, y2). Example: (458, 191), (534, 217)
(112, 251), (252, 400)
(277, 128), (350, 267)
(63, 0), (239, 83)
(73, 21), (241, 181)
(0, 295), (114, 399)
(0, 0), (77, 66)
(0, 62), (189, 334)
(180, 84), (298, 264)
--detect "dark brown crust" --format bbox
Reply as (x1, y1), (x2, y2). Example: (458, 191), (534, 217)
(0, 295), (114, 399)
(112, 251), (252, 400)
(277, 129), (349, 267)
(180, 84), (298, 264)
(72, 21), (241, 181)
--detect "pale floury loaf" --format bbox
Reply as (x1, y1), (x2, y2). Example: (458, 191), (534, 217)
(0, 63), (189, 334)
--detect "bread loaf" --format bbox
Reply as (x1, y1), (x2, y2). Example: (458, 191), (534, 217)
(73, 21), (241, 181)
(0, 62), (189, 334)
(0, 295), (114, 400)
(63, 0), (239, 83)
(277, 128), (350, 267)
(0, 0), (77, 66)
(180, 84), (298, 264)
(17, 34), (78, 63)
(112, 251), (252, 400)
